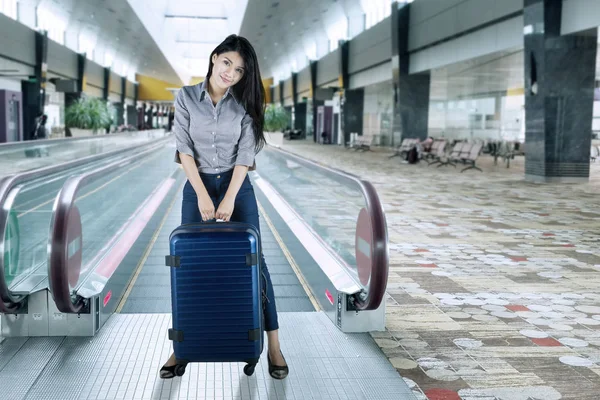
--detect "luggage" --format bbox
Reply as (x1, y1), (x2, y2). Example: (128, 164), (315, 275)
(165, 222), (264, 377)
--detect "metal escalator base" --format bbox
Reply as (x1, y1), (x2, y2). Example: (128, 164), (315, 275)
(0, 313), (415, 400)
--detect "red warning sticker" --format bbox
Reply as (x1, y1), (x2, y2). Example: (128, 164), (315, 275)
(325, 289), (334, 305)
(103, 290), (112, 307)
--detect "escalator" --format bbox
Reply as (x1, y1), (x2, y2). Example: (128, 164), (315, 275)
(0, 132), (171, 314)
(44, 139), (388, 335)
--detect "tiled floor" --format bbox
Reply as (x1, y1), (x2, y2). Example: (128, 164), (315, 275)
(279, 140), (600, 400)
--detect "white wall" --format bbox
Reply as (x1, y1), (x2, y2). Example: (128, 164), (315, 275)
(349, 16), (391, 75)
(409, 0), (523, 51)
(410, 15), (523, 73)
(297, 67), (311, 93)
(317, 49), (339, 87)
(562, 0), (600, 35)
(349, 61), (392, 90)
(0, 76), (22, 92)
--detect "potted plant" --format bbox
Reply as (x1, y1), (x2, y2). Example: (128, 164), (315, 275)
(263, 104), (290, 146)
(65, 97), (112, 136)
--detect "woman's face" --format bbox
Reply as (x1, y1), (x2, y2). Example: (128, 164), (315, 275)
(211, 51), (245, 90)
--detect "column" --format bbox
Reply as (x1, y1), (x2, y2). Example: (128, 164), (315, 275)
(103, 67), (111, 101)
(291, 72), (298, 106)
(391, 1), (430, 147)
(309, 60), (320, 142)
(21, 30), (48, 141)
(279, 80), (284, 107)
(65, 54), (86, 109)
(523, 0), (597, 182)
(339, 40), (365, 147)
(117, 77), (126, 126)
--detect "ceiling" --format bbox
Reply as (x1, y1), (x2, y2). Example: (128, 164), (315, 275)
(127, 0), (248, 84)
(239, 0), (366, 80)
(25, 0), (180, 83)
(23, 0), (248, 85)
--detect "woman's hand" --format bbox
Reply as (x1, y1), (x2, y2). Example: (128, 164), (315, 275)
(216, 195), (235, 222)
(198, 192), (215, 221)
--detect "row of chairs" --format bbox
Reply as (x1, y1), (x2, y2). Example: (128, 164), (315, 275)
(347, 134), (375, 151)
(389, 138), (484, 172)
(389, 138), (420, 159)
(428, 141), (484, 172)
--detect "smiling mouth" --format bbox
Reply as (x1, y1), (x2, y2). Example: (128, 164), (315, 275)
(221, 75), (232, 84)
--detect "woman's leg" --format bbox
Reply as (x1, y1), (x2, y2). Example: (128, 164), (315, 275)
(229, 177), (286, 369)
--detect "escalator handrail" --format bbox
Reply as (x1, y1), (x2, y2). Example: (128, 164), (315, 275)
(0, 135), (169, 313)
(264, 145), (388, 311)
(0, 130), (161, 151)
(48, 138), (171, 313)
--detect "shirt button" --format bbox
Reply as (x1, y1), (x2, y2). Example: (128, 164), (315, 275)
(212, 132), (215, 135)
(212, 144), (215, 147)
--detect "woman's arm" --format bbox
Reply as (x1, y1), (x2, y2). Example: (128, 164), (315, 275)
(180, 153), (210, 198)
(216, 113), (256, 221)
(173, 88), (214, 220)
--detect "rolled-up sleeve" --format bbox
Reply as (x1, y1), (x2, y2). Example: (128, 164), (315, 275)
(173, 88), (195, 164)
(235, 113), (257, 167)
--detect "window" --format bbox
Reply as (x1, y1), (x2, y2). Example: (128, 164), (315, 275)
(104, 53), (114, 68)
(0, 0), (17, 19)
(37, 7), (66, 44)
(79, 34), (95, 59)
(305, 41), (317, 61)
(326, 17), (347, 52)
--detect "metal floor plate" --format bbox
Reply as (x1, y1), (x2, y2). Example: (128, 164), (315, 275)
(0, 313), (415, 400)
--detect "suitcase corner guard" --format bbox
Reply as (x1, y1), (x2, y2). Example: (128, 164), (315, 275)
(169, 329), (184, 342)
(248, 328), (261, 341)
(245, 253), (258, 266)
(165, 255), (181, 267)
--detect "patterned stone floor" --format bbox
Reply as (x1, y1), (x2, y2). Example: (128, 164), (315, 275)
(277, 140), (600, 400)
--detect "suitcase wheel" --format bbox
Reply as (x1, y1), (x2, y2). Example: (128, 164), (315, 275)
(175, 364), (187, 377)
(243, 364), (256, 376)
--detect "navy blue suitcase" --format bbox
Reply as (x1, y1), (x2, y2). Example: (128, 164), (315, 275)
(165, 222), (264, 376)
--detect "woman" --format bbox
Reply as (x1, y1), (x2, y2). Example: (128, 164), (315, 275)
(160, 34), (288, 380)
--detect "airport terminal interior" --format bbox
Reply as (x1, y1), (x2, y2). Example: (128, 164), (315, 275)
(1, 0), (600, 399)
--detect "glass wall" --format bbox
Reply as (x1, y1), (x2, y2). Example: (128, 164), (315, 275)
(428, 51), (525, 143)
(362, 80), (393, 146)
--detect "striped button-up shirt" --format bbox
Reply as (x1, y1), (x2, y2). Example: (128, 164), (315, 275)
(173, 80), (256, 174)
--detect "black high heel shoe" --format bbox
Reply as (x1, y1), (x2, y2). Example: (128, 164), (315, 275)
(267, 351), (289, 380)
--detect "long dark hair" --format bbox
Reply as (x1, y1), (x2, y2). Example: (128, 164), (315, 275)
(206, 34), (265, 153)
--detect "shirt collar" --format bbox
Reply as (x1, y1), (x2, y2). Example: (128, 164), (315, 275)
(198, 79), (239, 104)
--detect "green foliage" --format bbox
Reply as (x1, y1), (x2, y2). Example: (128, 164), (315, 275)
(65, 97), (112, 131)
(264, 104), (290, 132)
